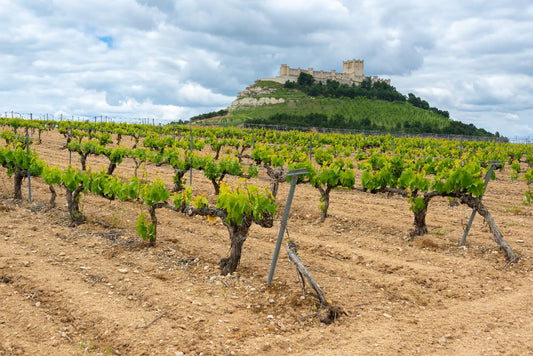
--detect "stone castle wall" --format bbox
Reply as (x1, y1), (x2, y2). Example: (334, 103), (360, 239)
(263, 59), (390, 86)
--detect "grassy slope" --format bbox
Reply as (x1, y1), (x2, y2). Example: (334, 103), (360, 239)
(229, 96), (450, 130)
(198, 81), (456, 132)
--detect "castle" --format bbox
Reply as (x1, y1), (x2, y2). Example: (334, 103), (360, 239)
(263, 59), (390, 86)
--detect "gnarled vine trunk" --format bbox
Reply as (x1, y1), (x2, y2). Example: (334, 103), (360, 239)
(78, 151), (90, 171)
(410, 191), (440, 239)
(264, 164), (286, 199)
(173, 169), (186, 192)
(211, 175), (225, 195)
(148, 205), (157, 247)
(106, 162), (117, 175)
(317, 186), (332, 223)
(178, 205), (274, 275)
(219, 217), (253, 275)
(412, 206), (428, 237)
(49, 185), (57, 207)
(460, 194), (518, 263)
(13, 170), (26, 200)
(66, 185), (85, 226)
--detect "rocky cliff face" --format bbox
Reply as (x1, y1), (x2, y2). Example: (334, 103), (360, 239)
(236, 84), (276, 98)
(228, 84), (285, 112)
(228, 96), (285, 111)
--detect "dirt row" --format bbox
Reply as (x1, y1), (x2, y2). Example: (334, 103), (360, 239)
(1, 130), (532, 355)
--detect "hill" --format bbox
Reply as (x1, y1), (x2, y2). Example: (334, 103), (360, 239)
(193, 75), (496, 137)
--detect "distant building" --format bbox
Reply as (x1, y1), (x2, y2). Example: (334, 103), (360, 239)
(263, 59), (390, 86)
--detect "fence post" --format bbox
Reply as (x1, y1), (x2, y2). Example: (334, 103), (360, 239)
(69, 126), (72, 165)
(309, 135), (313, 160)
(189, 131), (193, 186)
(26, 132), (32, 203)
(459, 161), (499, 245)
(267, 168), (309, 284)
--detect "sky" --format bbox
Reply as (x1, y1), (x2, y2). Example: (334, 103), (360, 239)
(1, 1), (532, 137)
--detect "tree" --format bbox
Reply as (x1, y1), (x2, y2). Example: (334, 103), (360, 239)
(297, 72), (315, 87)
(360, 78), (372, 90)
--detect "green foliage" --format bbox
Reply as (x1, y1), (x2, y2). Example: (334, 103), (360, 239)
(311, 159), (355, 189)
(432, 161), (486, 196)
(139, 179), (170, 207)
(314, 148), (334, 166)
(190, 109), (229, 122)
(523, 168), (533, 205)
(409, 195), (426, 214)
(200, 155), (252, 189)
(0, 146), (42, 177)
(106, 146), (130, 165)
(173, 186), (192, 208)
(193, 194), (209, 209)
(360, 155), (407, 191)
(246, 184), (277, 221)
(68, 139), (103, 156)
(398, 169), (430, 192)
(62, 166), (90, 192)
(87, 169), (133, 201)
(41, 165), (62, 186)
(216, 183), (277, 225)
(0, 130), (31, 147)
(525, 153), (533, 167)
(247, 164), (259, 177)
(297, 72), (315, 87)
(127, 177), (141, 200)
(253, 80), (283, 88)
(136, 213), (155, 241)
(510, 160), (521, 182)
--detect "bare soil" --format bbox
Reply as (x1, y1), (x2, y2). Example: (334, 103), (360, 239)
(1, 130), (533, 355)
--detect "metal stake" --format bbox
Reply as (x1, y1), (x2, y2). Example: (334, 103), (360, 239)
(189, 132), (193, 186)
(267, 169), (308, 284)
(26, 132), (32, 203)
(309, 135), (313, 160)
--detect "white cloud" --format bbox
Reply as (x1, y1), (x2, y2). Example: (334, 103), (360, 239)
(0, 0), (532, 137)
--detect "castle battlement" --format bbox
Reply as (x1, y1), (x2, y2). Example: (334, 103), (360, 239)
(263, 59), (390, 86)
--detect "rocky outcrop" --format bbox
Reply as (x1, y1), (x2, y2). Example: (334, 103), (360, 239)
(228, 82), (285, 112)
(236, 84), (277, 98)
(228, 96), (285, 112)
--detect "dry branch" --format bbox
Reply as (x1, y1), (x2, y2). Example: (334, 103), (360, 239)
(285, 241), (347, 324)
(135, 312), (166, 329)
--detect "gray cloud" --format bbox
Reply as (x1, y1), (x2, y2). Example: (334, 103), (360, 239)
(0, 0), (532, 136)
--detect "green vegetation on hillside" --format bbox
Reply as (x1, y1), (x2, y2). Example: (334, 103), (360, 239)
(190, 109), (228, 122)
(286, 73), (407, 104)
(194, 73), (495, 137)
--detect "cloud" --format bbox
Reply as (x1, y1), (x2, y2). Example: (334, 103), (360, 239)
(0, 0), (532, 136)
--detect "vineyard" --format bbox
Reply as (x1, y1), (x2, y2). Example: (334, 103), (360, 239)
(1, 117), (533, 355)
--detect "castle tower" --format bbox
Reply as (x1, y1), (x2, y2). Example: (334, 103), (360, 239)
(280, 64), (289, 77)
(343, 59), (364, 79)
